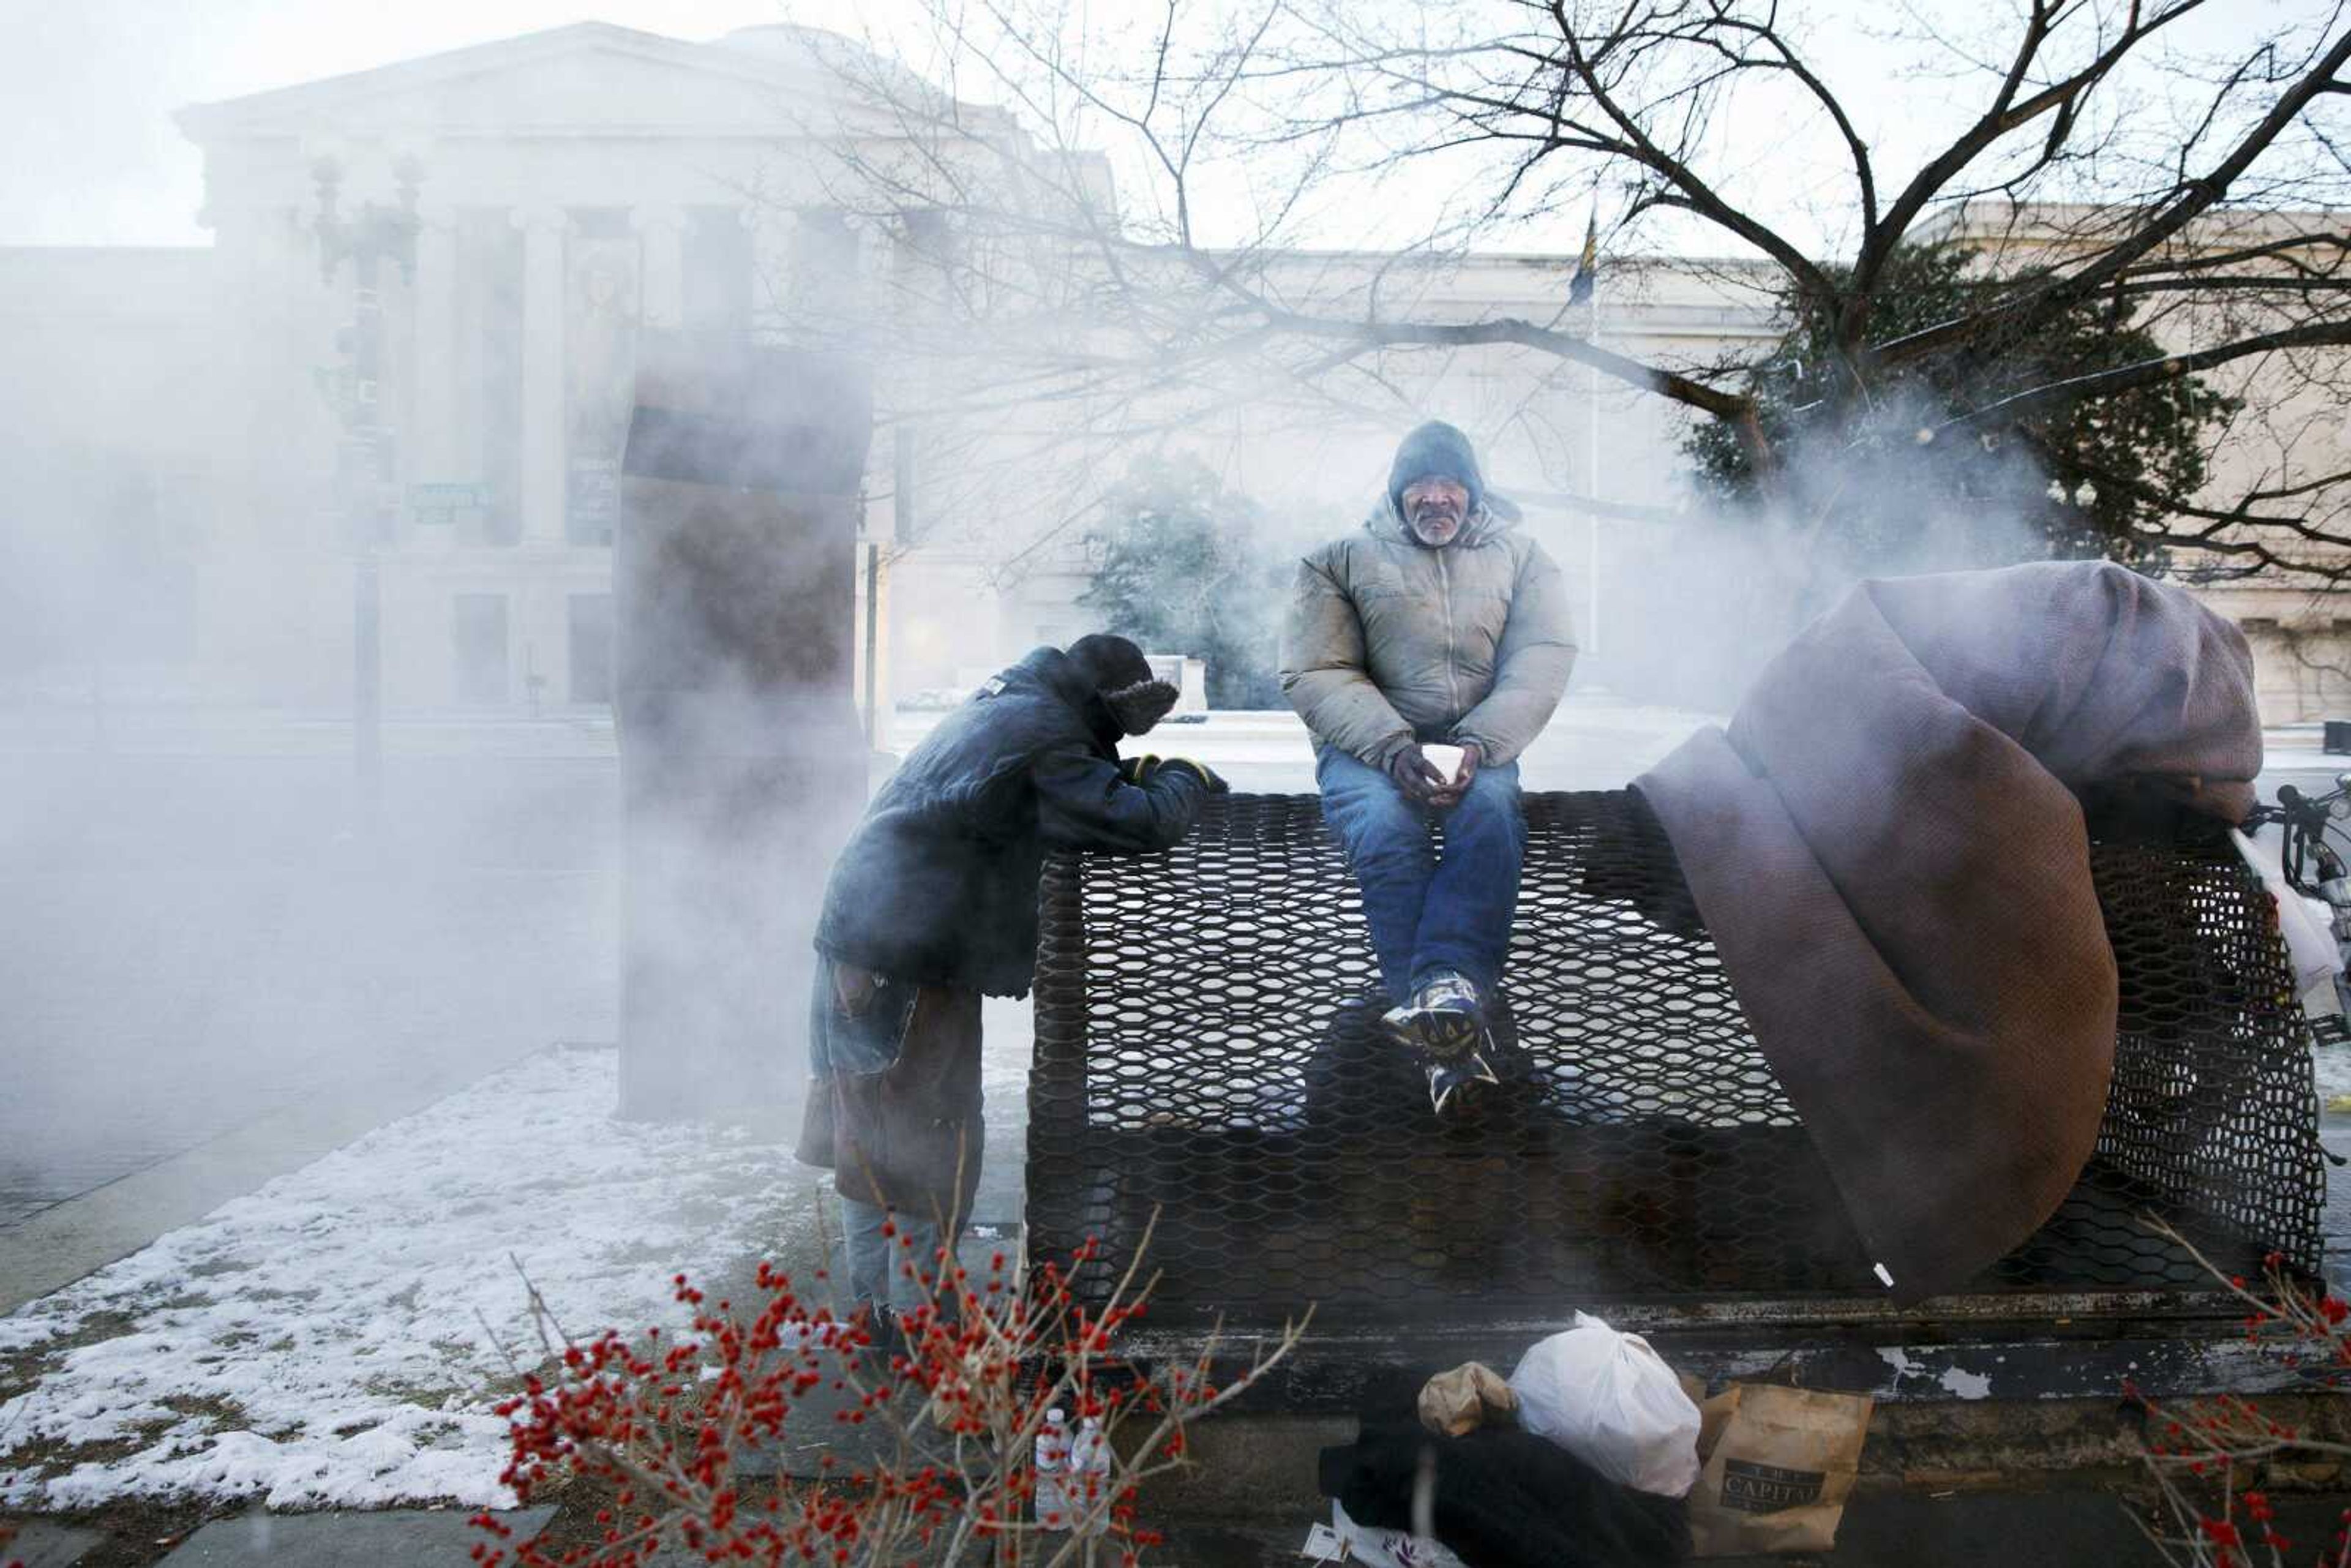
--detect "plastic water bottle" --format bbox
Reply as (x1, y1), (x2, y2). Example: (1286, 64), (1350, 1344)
(1034, 1407), (1071, 1531)
(1067, 1415), (1111, 1537)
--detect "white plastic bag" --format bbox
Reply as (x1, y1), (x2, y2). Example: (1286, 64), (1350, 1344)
(1507, 1311), (1702, 1496)
(1330, 1501), (1469, 1568)
(2231, 828), (2345, 1013)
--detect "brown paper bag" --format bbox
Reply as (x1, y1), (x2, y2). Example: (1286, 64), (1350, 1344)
(1415, 1361), (1518, 1437)
(1688, 1384), (1874, 1556)
(1695, 1382), (1738, 1466)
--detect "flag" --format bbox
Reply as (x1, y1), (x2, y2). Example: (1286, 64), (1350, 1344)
(1568, 209), (1599, 306)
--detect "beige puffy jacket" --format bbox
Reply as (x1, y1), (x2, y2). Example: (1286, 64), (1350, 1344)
(1280, 498), (1577, 768)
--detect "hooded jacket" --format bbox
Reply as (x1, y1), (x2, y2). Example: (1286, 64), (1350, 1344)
(812, 645), (1209, 997)
(1280, 493), (1577, 768)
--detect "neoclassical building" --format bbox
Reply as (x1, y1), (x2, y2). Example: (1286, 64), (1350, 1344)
(170, 21), (1024, 715)
(0, 21), (2341, 721)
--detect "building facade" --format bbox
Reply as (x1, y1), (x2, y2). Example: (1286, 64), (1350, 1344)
(1, 22), (2342, 722)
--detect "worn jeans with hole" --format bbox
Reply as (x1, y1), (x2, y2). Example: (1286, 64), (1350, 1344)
(1316, 748), (1526, 1005)
(839, 1195), (952, 1316)
(846, 1194), (954, 1316)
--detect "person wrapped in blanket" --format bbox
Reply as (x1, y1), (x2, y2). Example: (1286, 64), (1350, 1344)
(797, 634), (1223, 1346)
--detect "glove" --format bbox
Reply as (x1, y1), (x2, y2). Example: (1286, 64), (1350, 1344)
(1158, 756), (1228, 794)
(1119, 754), (1229, 795)
(1386, 742), (1450, 804)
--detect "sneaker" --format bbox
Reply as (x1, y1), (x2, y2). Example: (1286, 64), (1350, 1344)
(1396, 970), (1483, 1062)
(852, 1303), (904, 1371)
(1424, 1049), (1501, 1117)
(1383, 972), (1501, 1116)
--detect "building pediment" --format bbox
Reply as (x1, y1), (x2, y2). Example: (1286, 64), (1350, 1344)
(178, 22), (975, 144)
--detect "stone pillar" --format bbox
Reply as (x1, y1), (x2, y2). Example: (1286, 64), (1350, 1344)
(615, 331), (874, 1122)
(410, 207), (459, 486)
(199, 201), (293, 699)
(514, 204), (568, 543)
(634, 204), (687, 331)
(203, 201), (271, 535)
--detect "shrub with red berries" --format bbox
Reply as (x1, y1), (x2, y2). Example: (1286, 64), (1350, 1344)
(473, 1215), (1304, 1566)
(2129, 1226), (2351, 1567)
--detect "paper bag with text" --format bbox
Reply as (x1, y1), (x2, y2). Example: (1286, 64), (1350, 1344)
(1688, 1384), (1874, 1556)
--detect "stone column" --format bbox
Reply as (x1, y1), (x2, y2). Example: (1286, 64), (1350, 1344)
(633, 204), (686, 331)
(247, 202), (331, 549)
(202, 201), (269, 530)
(514, 204), (569, 543)
(410, 207), (459, 486)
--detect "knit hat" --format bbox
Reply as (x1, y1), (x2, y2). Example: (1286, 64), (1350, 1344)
(1064, 632), (1180, 736)
(1388, 420), (1487, 519)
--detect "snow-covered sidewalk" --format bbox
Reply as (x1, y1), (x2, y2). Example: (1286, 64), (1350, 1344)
(0, 1046), (817, 1512)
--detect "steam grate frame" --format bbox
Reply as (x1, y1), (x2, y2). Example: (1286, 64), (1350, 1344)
(1025, 790), (2325, 1328)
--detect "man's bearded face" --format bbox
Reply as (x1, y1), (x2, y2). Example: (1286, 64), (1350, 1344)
(1403, 475), (1471, 546)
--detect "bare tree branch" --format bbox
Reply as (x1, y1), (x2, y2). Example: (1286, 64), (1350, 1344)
(1947, 318), (2351, 429)
(1872, 21), (2351, 369)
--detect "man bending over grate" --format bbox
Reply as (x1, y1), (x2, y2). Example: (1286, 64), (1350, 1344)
(1281, 421), (1578, 1112)
(798, 634), (1224, 1346)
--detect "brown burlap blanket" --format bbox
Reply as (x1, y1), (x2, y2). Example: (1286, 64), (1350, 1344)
(1636, 561), (2261, 1297)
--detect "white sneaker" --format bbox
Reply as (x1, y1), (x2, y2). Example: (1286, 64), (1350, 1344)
(1381, 972), (1497, 1115)
(1399, 970), (1482, 1061)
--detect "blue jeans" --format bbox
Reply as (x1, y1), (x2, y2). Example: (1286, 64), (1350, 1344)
(839, 1194), (952, 1316)
(1316, 748), (1526, 1005)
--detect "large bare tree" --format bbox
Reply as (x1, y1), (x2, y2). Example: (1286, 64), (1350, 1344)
(779, 0), (2350, 585)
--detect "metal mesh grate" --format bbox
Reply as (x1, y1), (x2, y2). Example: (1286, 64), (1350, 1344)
(1026, 791), (2325, 1327)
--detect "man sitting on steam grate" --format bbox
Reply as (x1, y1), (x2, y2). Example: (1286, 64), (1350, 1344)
(798, 633), (1224, 1346)
(1281, 421), (1578, 1112)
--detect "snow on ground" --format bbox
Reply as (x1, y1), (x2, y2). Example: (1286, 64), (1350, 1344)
(0, 1046), (819, 1512)
(2314, 1041), (2351, 1107)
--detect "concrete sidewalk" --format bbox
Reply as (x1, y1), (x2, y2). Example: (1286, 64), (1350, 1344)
(13, 1477), (2351, 1565)
(0, 1043), (576, 1316)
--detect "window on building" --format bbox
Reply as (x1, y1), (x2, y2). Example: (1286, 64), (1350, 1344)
(901, 207), (956, 263)
(452, 593), (510, 705)
(568, 593), (614, 706)
(683, 208), (752, 337)
(792, 208), (860, 330)
(896, 208), (958, 312)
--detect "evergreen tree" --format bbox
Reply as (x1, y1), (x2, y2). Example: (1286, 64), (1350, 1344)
(1079, 456), (1292, 709)
(1683, 245), (2238, 576)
